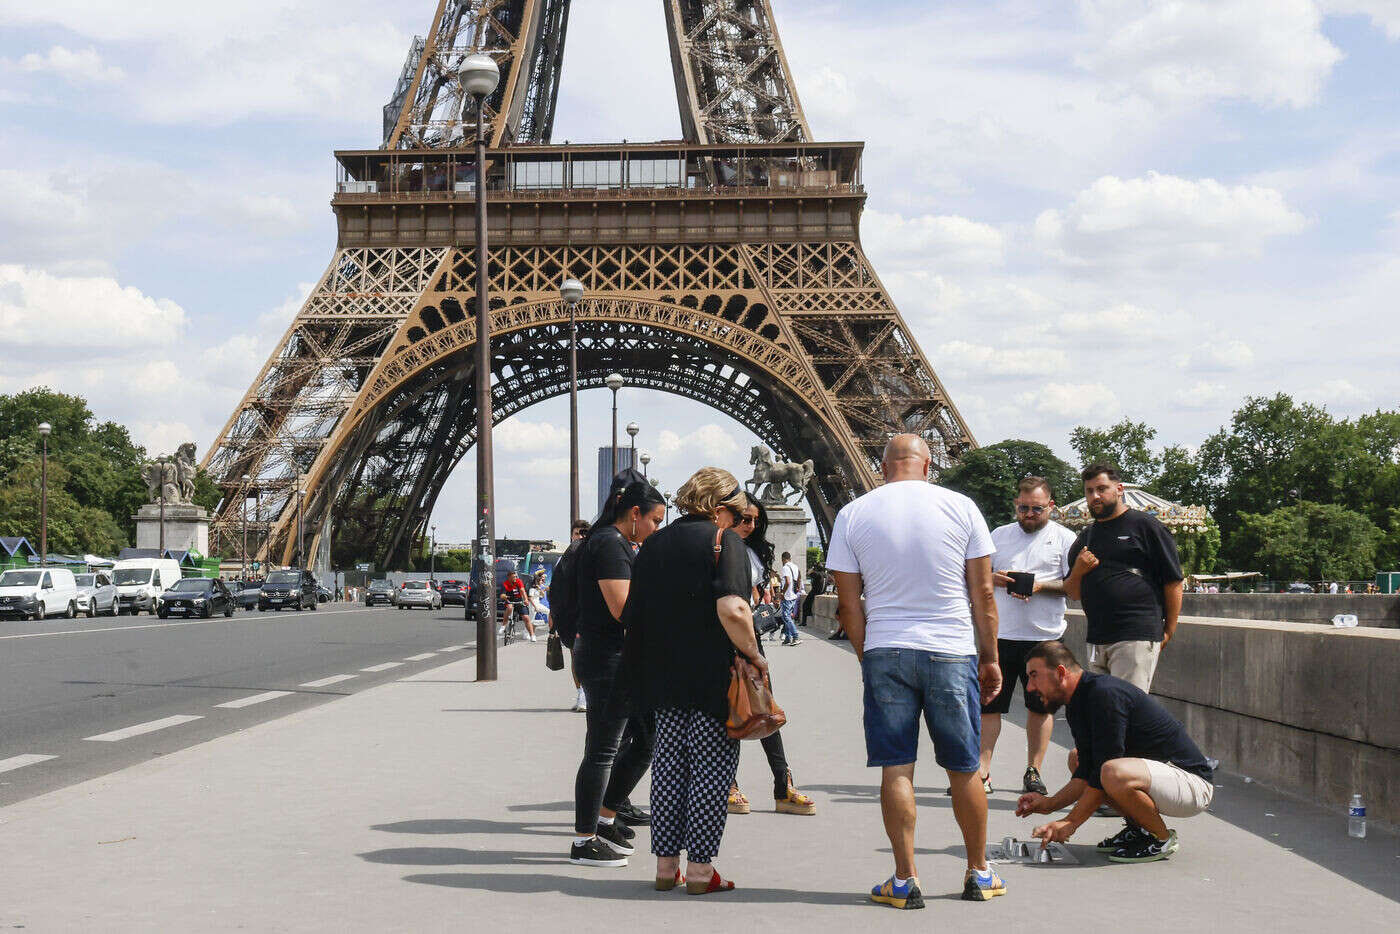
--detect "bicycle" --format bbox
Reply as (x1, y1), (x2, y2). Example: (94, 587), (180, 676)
(502, 601), (517, 645)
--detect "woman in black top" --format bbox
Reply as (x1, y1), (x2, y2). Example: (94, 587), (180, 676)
(623, 467), (767, 894)
(569, 473), (667, 869)
(727, 493), (816, 817)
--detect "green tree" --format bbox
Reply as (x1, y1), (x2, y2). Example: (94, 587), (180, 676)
(1231, 502), (1382, 581)
(1150, 444), (1211, 508)
(0, 459), (128, 556)
(1173, 520), (1221, 577)
(1068, 419), (1161, 484)
(940, 439), (1079, 526)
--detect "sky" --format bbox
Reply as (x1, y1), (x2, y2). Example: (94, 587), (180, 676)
(2, 0), (1399, 544)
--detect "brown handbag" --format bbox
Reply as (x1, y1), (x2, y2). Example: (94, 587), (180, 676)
(713, 527), (788, 740)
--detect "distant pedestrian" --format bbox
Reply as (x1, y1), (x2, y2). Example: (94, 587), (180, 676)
(726, 493), (816, 818)
(827, 433), (1005, 907)
(1329, 581), (1339, 594)
(1064, 464), (1184, 693)
(553, 518), (592, 712)
(979, 477), (1076, 798)
(800, 561), (825, 627)
(779, 551), (803, 645)
(569, 473), (667, 868)
(623, 466), (765, 893)
(1016, 641), (1214, 863)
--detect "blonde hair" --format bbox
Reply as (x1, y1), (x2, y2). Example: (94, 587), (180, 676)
(674, 467), (746, 518)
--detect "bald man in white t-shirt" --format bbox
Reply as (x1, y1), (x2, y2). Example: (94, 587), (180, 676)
(827, 434), (1006, 905)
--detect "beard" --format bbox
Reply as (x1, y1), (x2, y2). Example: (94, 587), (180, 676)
(1028, 690), (1061, 714)
(1018, 515), (1049, 533)
(1088, 498), (1118, 518)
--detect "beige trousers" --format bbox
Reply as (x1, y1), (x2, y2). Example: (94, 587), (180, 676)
(1086, 640), (1161, 692)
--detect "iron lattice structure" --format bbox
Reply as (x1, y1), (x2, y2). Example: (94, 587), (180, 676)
(203, 2), (976, 570)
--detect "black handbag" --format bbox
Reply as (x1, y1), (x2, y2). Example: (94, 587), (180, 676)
(545, 631), (565, 671)
(752, 602), (783, 636)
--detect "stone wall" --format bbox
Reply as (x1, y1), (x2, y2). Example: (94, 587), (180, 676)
(1178, 593), (1399, 628)
(809, 595), (1400, 826)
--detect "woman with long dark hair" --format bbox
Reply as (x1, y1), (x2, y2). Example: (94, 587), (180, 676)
(569, 470), (668, 868)
(727, 492), (816, 817)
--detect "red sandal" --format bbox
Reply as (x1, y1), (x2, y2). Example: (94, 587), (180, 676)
(654, 869), (684, 891)
(686, 867), (736, 895)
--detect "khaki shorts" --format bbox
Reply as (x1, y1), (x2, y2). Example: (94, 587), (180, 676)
(1087, 640), (1160, 692)
(1142, 758), (1214, 817)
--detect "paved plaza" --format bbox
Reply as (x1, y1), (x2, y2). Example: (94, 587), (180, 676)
(1, 627), (1396, 931)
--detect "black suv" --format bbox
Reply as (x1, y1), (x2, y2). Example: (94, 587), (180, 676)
(365, 580), (396, 607)
(439, 579), (468, 606)
(259, 569), (319, 611)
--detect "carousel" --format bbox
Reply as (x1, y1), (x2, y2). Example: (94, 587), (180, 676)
(1052, 484), (1209, 531)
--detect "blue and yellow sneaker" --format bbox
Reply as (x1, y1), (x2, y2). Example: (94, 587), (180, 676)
(870, 875), (924, 909)
(961, 867), (1007, 901)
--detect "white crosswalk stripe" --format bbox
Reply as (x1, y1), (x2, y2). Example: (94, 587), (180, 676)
(84, 715), (203, 742)
(214, 691), (294, 709)
(437, 645), (466, 652)
(300, 674), (356, 688)
(360, 662), (402, 672)
(0, 754), (57, 773)
(403, 652), (437, 661)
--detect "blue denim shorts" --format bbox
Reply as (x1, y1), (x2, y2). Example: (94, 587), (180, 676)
(861, 648), (981, 772)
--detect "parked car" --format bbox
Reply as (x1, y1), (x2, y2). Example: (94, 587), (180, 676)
(317, 585), (332, 604)
(439, 579), (468, 606)
(1286, 582), (1314, 593)
(396, 579), (442, 610)
(259, 569), (319, 611)
(74, 571), (119, 617)
(0, 567), (79, 620)
(365, 580), (396, 607)
(113, 558), (183, 615)
(158, 577), (235, 619)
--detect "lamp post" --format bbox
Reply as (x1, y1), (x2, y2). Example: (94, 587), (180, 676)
(158, 458), (166, 554)
(296, 480), (306, 569)
(663, 491), (673, 525)
(461, 51), (502, 682)
(626, 422), (639, 469)
(560, 278), (584, 525)
(241, 474), (250, 580)
(640, 452), (651, 479)
(430, 523), (437, 582)
(38, 423), (50, 567)
(253, 484), (261, 579)
(605, 373), (624, 477)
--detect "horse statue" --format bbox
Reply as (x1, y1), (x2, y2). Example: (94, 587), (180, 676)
(746, 445), (815, 505)
(141, 443), (200, 505)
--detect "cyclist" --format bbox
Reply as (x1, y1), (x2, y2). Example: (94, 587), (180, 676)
(500, 569), (534, 642)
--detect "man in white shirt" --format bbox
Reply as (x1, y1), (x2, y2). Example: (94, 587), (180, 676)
(779, 551), (803, 645)
(979, 477), (1076, 798)
(827, 434), (1005, 907)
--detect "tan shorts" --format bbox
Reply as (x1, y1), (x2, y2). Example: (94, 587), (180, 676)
(1141, 758), (1214, 817)
(1087, 640), (1160, 692)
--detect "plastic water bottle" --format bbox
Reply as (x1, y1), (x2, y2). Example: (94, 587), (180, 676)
(1348, 794), (1366, 839)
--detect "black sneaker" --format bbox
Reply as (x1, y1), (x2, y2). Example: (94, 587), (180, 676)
(1109, 828), (1179, 863)
(611, 820), (635, 841)
(615, 802), (651, 826)
(1096, 822), (1147, 852)
(1022, 766), (1048, 795)
(569, 836), (629, 867)
(595, 821), (636, 856)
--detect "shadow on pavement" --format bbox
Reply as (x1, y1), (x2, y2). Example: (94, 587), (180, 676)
(803, 783), (1025, 812)
(371, 818), (568, 836)
(359, 847), (560, 866)
(507, 801), (574, 813)
(401, 871), (866, 905)
(441, 708), (572, 714)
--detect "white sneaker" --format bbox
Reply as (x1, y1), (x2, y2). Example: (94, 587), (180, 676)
(528, 632), (538, 643)
(574, 688), (588, 712)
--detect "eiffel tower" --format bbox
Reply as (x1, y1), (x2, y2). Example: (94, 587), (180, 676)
(202, 0), (976, 570)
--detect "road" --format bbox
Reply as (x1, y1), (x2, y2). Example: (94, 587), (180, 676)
(0, 603), (483, 806)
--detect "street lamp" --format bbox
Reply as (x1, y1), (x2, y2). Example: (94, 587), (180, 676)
(640, 452), (651, 479)
(626, 422), (639, 467)
(430, 523), (437, 582)
(241, 474), (250, 580)
(37, 423), (50, 567)
(560, 277), (584, 525)
(296, 479), (306, 569)
(663, 491), (673, 525)
(605, 372), (624, 477)
(462, 51), (502, 682)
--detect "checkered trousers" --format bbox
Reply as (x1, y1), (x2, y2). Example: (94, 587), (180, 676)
(649, 707), (740, 864)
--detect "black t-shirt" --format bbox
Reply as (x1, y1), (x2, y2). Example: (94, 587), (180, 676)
(576, 524), (635, 651)
(1067, 509), (1183, 644)
(1067, 671), (1212, 789)
(622, 514), (752, 722)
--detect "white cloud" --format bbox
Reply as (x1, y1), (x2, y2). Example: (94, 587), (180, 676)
(1034, 171), (1307, 268)
(14, 46), (124, 83)
(656, 424), (742, 460)
(0, 265), (185, 351)
(1173, 381), (1230, 409)
(496, 419), (569, 455)
(1323, 1), (1400, 39)
(862, 211), (1005, 270)
(1076, 0), (1343, 107)
(1014, 381), (1121, 419)
(1175, 340), (1256, 372)
(935, 340), (1069, 380)
(1308, 377), (1373, 406)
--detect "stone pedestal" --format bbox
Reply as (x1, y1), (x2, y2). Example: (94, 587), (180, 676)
(764, 504), (810, 586)
(134, 504), (210, 555)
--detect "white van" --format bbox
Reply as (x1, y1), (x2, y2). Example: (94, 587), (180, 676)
(0, 567), (79, 620)
(112, 558), (184, 616)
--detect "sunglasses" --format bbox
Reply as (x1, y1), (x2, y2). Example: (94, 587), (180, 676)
(1015, 505), (1048, 515)
(738, 515), (757, 526)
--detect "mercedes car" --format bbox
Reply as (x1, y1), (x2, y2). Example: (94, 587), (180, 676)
(365, 580), (396, 607)
(259, 569), (319, 611)
(157, 577), (235, 619)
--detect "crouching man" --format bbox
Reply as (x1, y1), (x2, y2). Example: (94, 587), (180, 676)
(1014, 640), (1213, 863)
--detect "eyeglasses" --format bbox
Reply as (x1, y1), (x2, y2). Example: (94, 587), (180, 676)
(739, 514), (757, 526)
(1015, 505), (1048, 515)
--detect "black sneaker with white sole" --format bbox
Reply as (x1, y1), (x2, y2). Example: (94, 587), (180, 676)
(595, 821), (636, 856)
(1022, 766), (1048, 795)
(1096, 822), (1148, 852)
(1109, 828), (1179, 863)
(569, 836), (629, 867)
(615, 802), (651, 826)
(611, 819), (636, 841)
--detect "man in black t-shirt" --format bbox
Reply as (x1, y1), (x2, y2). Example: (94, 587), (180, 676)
(1065, 464), (1183, 692)
(1015, 641), (1213, 863)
